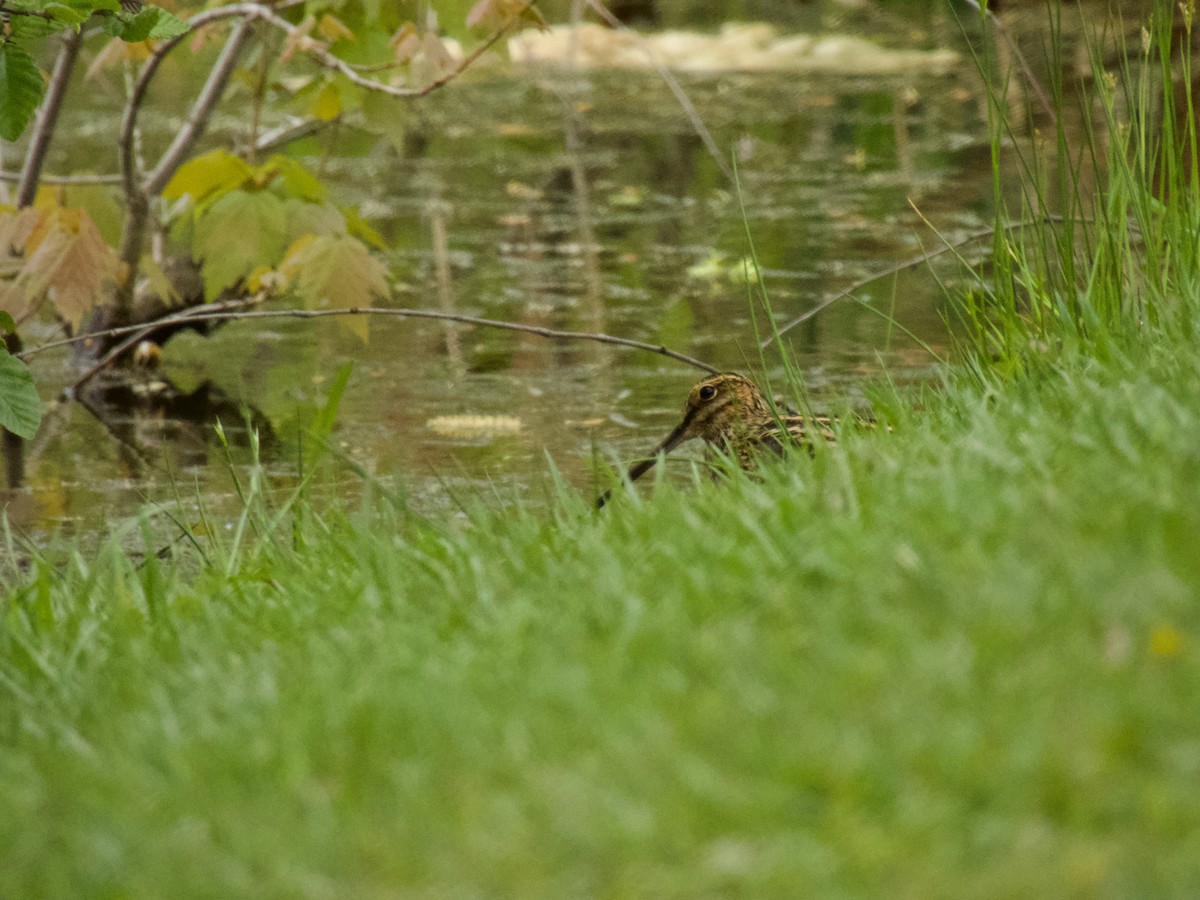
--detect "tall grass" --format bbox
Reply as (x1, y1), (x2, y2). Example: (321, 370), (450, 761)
(961, 0), (1200, 371)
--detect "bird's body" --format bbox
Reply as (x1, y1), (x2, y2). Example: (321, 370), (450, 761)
(599, 372), (844, 506)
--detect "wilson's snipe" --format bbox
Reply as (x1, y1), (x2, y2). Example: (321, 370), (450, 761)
(598, 372), (841, 507)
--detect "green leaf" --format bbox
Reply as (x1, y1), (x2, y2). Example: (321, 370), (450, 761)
(0, 44), (46, 142)
(263, 156), (325, 203)
(341, 206), (386, 250)
(194, 190), (287, 300)
(284, 235), (388, 341)
(163, 149), (254, 205)
(0, 346), (45, 440)
(281, 200), (346, 245)
(0, 312), (16, 334)
(103, 5), (188, 42)
(145, 6), (188, 40)
(6, 15), (67, 40)
(44, 4), (89, 25)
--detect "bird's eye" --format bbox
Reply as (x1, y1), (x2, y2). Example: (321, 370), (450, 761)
(699, 385), (717, 401)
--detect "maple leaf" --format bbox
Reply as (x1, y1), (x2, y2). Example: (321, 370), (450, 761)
(163, 149), (255, 206)
(0, 280), (37, 323)
(1, 207), (118, 330)
(0, 207), (40, 255)
(282, 235), (389, 342)
(193, 190), (287, 300)
(21, 207), (119, 330)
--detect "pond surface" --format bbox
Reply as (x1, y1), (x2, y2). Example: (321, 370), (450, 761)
(5, 1), (1092, 546)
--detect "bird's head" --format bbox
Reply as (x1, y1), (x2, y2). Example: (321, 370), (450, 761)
(620, 372), (771, 486)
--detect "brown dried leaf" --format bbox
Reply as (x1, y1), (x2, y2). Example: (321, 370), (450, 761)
(390, 22), (420, 63)
(0, 207), (40, 254)
(465, 0), (494, 29)
(318, 13), (355, 43)
(21, 208), (119, 330)
(0, 280), (35, 322)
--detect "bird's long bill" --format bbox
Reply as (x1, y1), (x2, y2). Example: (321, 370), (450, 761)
(623, 420), (690, 484)
(596, 418), (692, 509)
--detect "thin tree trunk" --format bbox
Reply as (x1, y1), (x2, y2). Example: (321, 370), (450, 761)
(16, 29), (84, 208)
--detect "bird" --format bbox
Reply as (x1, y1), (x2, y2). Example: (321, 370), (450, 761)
(597, 372), (842, 508)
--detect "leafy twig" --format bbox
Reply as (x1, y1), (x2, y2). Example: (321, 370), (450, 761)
(111, 0), (537, 318)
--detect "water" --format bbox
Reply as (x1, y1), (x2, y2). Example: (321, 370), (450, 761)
(4, 3), (1058, 544)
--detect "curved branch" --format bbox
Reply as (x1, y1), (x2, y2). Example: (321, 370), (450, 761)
(19, 302), (718, 385)
(111, 0), (535, 316)
(143, 19), (257, 196)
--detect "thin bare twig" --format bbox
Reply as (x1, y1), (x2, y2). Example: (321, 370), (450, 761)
(144, 20), (257, 196)
(0, 171), (122, 185)
(763, 213), (1136, 349)
(763, 226), (1000, 349)
(244, 117), (331, 156)
(406, 3), (533, 98)
(20, 302), (718, 379)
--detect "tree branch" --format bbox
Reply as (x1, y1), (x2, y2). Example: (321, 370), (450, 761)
(109, 0), (533, 319)
(15, 28), (84, 208)
(0, 171), (122, 185)
(18, 303), (718, 386)
(143, 19), (256, 196)
(116, 14), (258, 315)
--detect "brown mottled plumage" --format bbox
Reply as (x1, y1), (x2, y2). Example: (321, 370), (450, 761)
(598, 372), (840, 507)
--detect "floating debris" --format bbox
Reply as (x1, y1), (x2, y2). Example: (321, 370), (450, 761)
(426, 415), (523, 438)
(509, 23), (960, 75)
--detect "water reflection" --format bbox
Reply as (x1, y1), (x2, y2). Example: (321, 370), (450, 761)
(7, 2), (1153, 542)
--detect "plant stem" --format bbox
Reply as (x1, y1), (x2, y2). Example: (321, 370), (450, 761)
(15, 29), (84, 209)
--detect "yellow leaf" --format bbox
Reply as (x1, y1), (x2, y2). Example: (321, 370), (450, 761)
(310, 81), (343, 122)
(318, 13), (355, 43)
(163, 150), (255, 204)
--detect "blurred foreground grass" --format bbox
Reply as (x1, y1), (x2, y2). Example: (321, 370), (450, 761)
(2, 330), (1198, 897)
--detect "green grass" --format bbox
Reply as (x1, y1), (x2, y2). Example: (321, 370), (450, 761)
(3, 331), (1199, 897)
(5, 2), (1200, 896)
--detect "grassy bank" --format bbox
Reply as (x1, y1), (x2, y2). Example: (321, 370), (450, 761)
(2, 328), (1199, 896)
(5, 3), (1200, 897)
